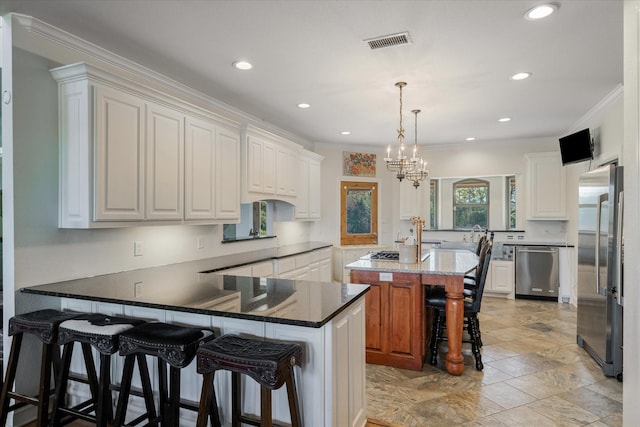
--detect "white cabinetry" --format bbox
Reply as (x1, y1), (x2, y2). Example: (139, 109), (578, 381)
(51, 62), (240, 228)
(243, 125), (323, 220)
(526, 152), (567, 220)
(486, 260), (514, 297)
(60, 295), (366, 427)
(319, 248), (332, 282)
(243, 126), (296, 203)
(218, 260), (274, 278)
(93, 85), (146, 221)
(296, 152), (323, 220)
(333, 245), (385, 283)
(145, 101), (184, 220)
(277, 145), (298, 197)
(276, 247), (332, 281)
(184, 117), (240, 221)
(399, 180), (421, 220)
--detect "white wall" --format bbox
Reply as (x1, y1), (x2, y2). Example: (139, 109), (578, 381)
(312, 137), (562, 247)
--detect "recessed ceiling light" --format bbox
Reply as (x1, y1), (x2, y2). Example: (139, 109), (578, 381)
(524, 3), (559, 20)
(498, 117), (511, 122)
(466, 137), (476, 141)
(341, 131), (351, 135)
(297, 103), (311, 109)
(511, 72), (532, 81)
(232, 61), (253, 70)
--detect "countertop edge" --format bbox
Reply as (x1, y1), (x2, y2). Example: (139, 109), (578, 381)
(20, 278), (370, 329)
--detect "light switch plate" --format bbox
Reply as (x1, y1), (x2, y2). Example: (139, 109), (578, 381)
(134, 241), (143, 256)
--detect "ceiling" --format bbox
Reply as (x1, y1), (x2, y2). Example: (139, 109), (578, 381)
(1, 0), (623, 148)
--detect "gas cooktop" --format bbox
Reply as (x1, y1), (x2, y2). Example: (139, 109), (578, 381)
(368, 251), (400, 260)
(364, 250), (430, 262)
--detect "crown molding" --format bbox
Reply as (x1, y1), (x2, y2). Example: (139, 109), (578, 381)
(11, 13), (312, 148)
(566, 84), (624, 135)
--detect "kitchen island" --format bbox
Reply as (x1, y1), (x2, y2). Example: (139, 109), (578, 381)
(346, 248), (478, 375)
(20, 261), (368, 427)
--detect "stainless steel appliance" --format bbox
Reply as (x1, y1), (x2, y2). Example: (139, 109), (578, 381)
(577, 164), (623, 380)
(515, 246), (559, 299)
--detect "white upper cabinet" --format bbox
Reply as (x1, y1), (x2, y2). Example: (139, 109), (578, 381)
(243, 125), (322, 211)
(146, 101), (184, 221)
(51, 62), (241, 228)
(184, 117), (240, 221)
(93, 85), (146, 222)
(277, 145), (298, 197)
(296, 151), (323, 220)
(215, 127), (241, 219)
(526, 152), (567, 220)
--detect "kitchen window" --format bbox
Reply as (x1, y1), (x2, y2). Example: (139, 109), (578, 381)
(429, 179), (438, 229)
(453, 179), (489, 229)
(222, 201), (274, 242)
(340, 181), (378, 245)
(507, 175), (516, 229)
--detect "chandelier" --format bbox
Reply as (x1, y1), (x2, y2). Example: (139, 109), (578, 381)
(405, 109), (429, 188)
(384, 82), (417, 181)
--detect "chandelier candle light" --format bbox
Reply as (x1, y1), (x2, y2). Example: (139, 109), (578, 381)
(405, 109), (429, 188)
(384, 82), (417, 181)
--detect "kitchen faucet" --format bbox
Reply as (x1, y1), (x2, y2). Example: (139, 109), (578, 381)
(411, 216), (426, 262)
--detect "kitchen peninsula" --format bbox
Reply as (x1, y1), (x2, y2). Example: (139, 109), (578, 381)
(19, 252), (368, 427)
(346, 248), (478, 375)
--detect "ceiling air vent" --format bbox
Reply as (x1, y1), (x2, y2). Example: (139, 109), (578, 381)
(364, 32), (412, 50)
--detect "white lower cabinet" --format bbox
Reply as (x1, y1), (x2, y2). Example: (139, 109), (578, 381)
(486, 260), (515, 297)
(217, 260), (274, 278)
(59, 295), (366, 427)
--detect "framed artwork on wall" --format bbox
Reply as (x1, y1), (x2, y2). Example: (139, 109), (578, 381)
(343, 151), (376, 177)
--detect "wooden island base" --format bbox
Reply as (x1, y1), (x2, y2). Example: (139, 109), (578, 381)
(348, 249), (478, 376)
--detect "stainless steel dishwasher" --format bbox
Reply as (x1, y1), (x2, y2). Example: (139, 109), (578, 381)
(515, 246), (559, 300)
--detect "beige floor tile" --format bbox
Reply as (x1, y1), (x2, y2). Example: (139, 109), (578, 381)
(366, 297), (623, 427)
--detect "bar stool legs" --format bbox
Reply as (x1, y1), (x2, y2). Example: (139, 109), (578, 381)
(49, 313), (145, 427)
(196, 334), (303, 427)
(0, 309), (79, 427)
(114, 322), (217, 427)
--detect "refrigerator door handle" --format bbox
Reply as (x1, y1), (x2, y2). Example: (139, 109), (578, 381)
(616, 191), (624, 306)
(595, 193), (607, 294)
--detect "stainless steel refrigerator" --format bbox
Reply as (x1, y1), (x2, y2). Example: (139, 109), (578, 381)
(577, 164), (623, 380)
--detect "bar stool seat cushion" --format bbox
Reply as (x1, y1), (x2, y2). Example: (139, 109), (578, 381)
(197, 334), (302, 389)
(119, 322), (215, 368)
(8, 309), (80, 344)
(58, 313), (145, 354)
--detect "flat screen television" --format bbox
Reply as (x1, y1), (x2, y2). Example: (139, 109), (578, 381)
(559, 128), (593, 165)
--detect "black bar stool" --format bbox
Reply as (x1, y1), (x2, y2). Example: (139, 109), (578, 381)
(0, 309), (80, 427)
(114, 322), (218, 427)
(50, 313), (146, 427)
(195, 334), (302, 427)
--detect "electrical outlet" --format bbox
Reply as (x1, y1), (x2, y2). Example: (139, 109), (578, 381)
(134, 282), (143, 297)
(134, 241), (143, 256)
(197, 236), (205, 250)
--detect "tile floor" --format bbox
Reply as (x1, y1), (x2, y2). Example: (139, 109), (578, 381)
(366, 297), (623, 426)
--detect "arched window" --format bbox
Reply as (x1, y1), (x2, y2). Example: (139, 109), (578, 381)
(453, 179), (489, 228)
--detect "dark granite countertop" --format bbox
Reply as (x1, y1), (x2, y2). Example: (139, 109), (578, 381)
(22, 274), (368, 328)
(20, 242), (369, 328)
(20, 241), (367, 328)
